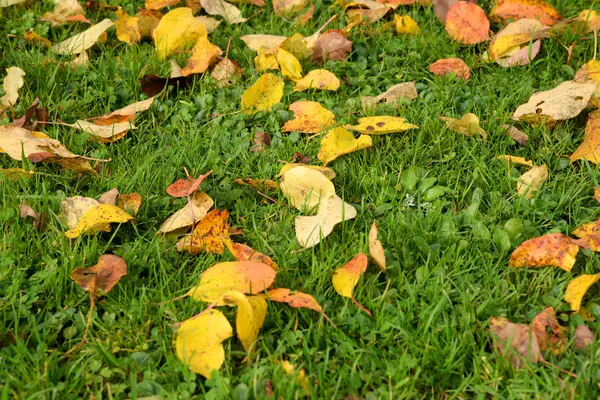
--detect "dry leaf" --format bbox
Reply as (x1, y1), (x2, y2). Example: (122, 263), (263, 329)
(0, 168), (34, 180)
(152, 8), (206, 59)
(318, 127), (372, 165)
(496, 155), (533, 168)
(41, 0), (89, 27)
(222, 291), (267, 353)
(280, 165), (336, 212)
(65, 204), (134, 238)
(13, 97), (46, 129)
(167, 171), (212, 198)
(158, 192), (214, 234)
(360, 81), (418, 109)
(250, 131), (270, 152)
(516, 165), (548, 199)
(182, 36), (222, 76)
(489, 19), (548, 61)
(504, 124), (528, 146)
(70, 254), (127, 294)
(530, 307), (567, 354)
(281, 101), (336, 134)
(240, 34), (287, 51)
(0, 67), (25, 107)
(98, 188), (119, 205)
(490, 0), (561, 26)
(177, 209), (232, 254)
(432, 0), (476, 23)
(570, 110), (600, 164)
(312, 30), (352, 63)
(332, 253), (370, 315)
(574, 325), (594, 349)
(90, 97), (155, 125)
(445, 2), (489, 44)
(277, 163), (336, 180)
(146, 0), (182, 9)
(276, 48), (303, 82)
(273, 0), (309, 17)
(570, 222), (600, 251)
(345, 116), (418, 135)
(440, 113), (486, 139)
(229, 243), (278, 269)
(574, 60), (600, 107)
(429, 58), (470, 80)
(68, 51), (90, 69)
(117, 193), (142, 215)
(490, 316), (544, 368)
(369, 221), (386, 271)
(293, 69), (340, 92)
(395, 15), (419, 34)
(200, 0), (247, 24)
(52, 19), (114, 55)
(115, 7), (141, 45)
(211, 58), (241, 87)
(68, 120), (132, 143)
(509, 233), (578, 272)
(565, 274), (600, 312)
(295, 195), (357, 248)
(241, 73), (284, 114)
(264, 288), (323, 313)
(137, 9), (162, 38)
(20, 203), (41, 228)
(59, 196), (101, 229)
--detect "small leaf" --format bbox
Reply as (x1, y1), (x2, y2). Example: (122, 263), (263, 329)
(574, 325), (595, 349)
(516, 165), (548, 199)
(293, 69), (340, 92)
(440, 113), (486, 139)
(181, 36), (222, 76)
(565, 274), (600, 312)
(317, 127), (372, 165)
(345, 116), (418, 135)
(229, 242), (278, 269)
(70, 254), (127, 294)
(429, 58), (470, 81)
(0, 67), (25, 107)
(395, 15), (419, 34)
(312, 30), (352, 63)
(369, 221), (386, 271)
(115, 7), (141, 45)
(167, 170), (212, 197)
(490, 0), (562, 26)
(332, 253), (371, 315)
(65, 204), (134, 238)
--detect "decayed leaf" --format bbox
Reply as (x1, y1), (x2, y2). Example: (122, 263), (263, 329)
(250, 131), (270, 152)
(318, 127), (372, 165)
(182, 36), (222, 76)
(530, 307), (567, 354)
(0, 67), (26, 107)
(187, 261), (276, 304)
(575, 60), (600, 108)
(167, 171), (212, 198)
(65, 204), (134, 238)
(512, 81), (595, 127)
(117, 193), (142, 215)
(504, 124), (528, 146)
(574, 325), (594, 349)
(516, 165), (548, 199)
(137, 9), (162, 38)
(41, 0), (89, 27)
(70, 254), (127, 294)
(489, 19), (548, 62)
(59, 196), (101, 229)
(90, 97), (155, 125)
(280, 33), (312, 60)
(360, 81), (418, 109)
(571, 222), (600, 251)
(565, 274), (600, 312)
(332, 253), (371, 315)
(429, 58), (470, 80)
(496, 155), (533, 168)
(115, 7), (141, 45)
(264, 288), (323, 313)
(0, 126), (96, 172)
(200, 0), (247, 24)
(158, 192), (214, 234)
(241, 73), (284, 114)
(51, 19), (114, 55)
(369, 221), (386, 271)
(395, 15), (419, 34)
(0, 168), (34, 180)
(98, 188), (119, 205)
(153, 8), (206, 59)
(345, 116), (418, 135)
(176, 309), (233, 379)
(280, 165), (336, 211)
(235, 178), (277, 191)
(445, 2), (489, 44)
(570, 110), (600, 164)
(146, 0), (182, 9)
(277, 163), (336, 180)
(20, 203), (41, 228)
(490, 316), (544, 368)
(230, 243), (278, 269)
(490, 0), (561, 27)
(509, 233), (579, 272)
(211, 58), (241, 87)
(281, 101), (336, 134)
(177, 209), (232, 254)
(293, 69), (340, 92)
(440, 113), (486, 139)
(312, 30), (352, 63)
(295, 195), (357, 248)
(68, 120), (132, 143)
(222, 291), (267, 353)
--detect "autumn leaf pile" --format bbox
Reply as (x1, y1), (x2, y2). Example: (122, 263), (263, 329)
(4, 0), (600, 393)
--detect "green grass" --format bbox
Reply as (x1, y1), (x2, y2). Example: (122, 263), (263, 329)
(2, 0), (600, 398)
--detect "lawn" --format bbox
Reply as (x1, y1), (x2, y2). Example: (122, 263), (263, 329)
(2, 0), (600, 398)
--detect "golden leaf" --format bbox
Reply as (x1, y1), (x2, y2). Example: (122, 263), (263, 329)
(509, 233), (579, 272)
(176, 209), (232, 254)
(152, 8), (206, 59)
(281, 101), (336, 134)
(565, 274), (600, 312)
(182, 36), (222, 76)
(222, 291), (267, 353)
(439, 113), (486, 139)
(65, 204), (134, 238)
(317, 127), (372, 165)
(115, 7), (141, 45)
(345, 116), (418, 135)
(294, 69), (340, 92)
(395, 15), (419, 34)
(241, 73), (284, 114)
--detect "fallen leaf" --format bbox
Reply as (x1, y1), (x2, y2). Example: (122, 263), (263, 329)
(530, 307), (567, 354)
(0, 67), (26, 107)
(117, 193), (142, 215)
(312, 30), (352, 63)
(394, 15), (419, 34)
(509, 233), (578, 272)
(276, 48), (303, 82)
(496, 155), (533, 168)
(0, 0), (26, 7)
(293, 69), (340, 92)
(70, 254), (127, 294)
(318, 127), (372, 165)
(360, 81), (418, 109)
(24, 30), (53, 47)
(235, 178), (277, 191)
(146, 0), (182, 9)
(445, 1), (489, 44)
(440, 113), (486, 139)
(90, 97), (155, 126)
(291, 152), (311, 164)
(273, 0), (309, 17)
(182, 36), (222, 76)
(277, 163), (336, 180)
(576, 9), (600, 34)
(516, 165), (548, 199)
(177, 209), (233, 254)
(282, 101), (336, 134)
(332, 253), (370, 315)
(570, 110), (600, 164)
(504, 124), (528, 146)
(222, 291), (267, 353)
(280, 165), (336, 211)
(115, 7), (141, 45)
(230, 243), (278, 269)
(65, 204), (134, 238)
(565, 274), (600, 312)
(68, 120), (132, 143)
(13, 97), (44, 129)
(264, 288), (323, 313)
(175, 309), (233, 378)
(250, 131), (270, 152)
(490, 316), (544, 368)
(139, 74), (192, 97)
(369, 221), (386, 271)
(200, 0), (247, 24)
(187, 260), (277, 304)
(158, 192), (214, 234)
(295, 195), (357, 248)
(152, 8), (206, 59)
(167, 171), (212, 198)
(280, 33), (312, 60)
(254, 46), (279, 72)
(570, 222), (600, 251)
(59, 196), (101, 229)
(496, 39), (541, 68)
(41, 0), (89, 27)
(574, 325), (594, 349)
(20, 203), (41, 228)
(98, 188), (119, 205)
(574, 60), (600, 107)
(429, 58), (470, 80)
(211, 58), (241, 87)
(68, 51), (90, 69)
(241, 73), (284, 114)
(196, 15), (222, 33)
(240, 34), (287, 52)
(136, 9), (162, 38)
(432, 0), (476, 23)
(0, 168), (34, 180)
(51, 19), (114, 55)
(490, 0), (561, 26)
(489, 19), (548, 61)
(279, 361), (310, 395)
(345, 116), (418, 135)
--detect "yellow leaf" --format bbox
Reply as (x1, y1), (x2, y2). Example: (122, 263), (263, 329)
(196, 16), (221, 33)
(570, 222), (600, 251)
(200, 0), (246, 24)
(24, 30), (53, 47)
(176, 309), (233, 378)
(51, 19), (114, 55)
(489, 19), (548, 60)
(495, 155), (533, 167)
(65, 204), (134, 238)
(575, 60), (600, 108)
(222, 291), (267, 353)
(565, 274), (600, 312)
(158, 192), (214, 234)
(0, 168), (34, 180)
(241, 34), (287, 51)
(254, 47), (279, 72)
(69, 120), (132, 143)
(295, 195), (357, 248)
(360, 81), (418, 109)
(277, 163), (336, 180)
(187, 261), (277, 304)
(509, 233), (578, 272)
(59, 196), (101, 229)
(279, 360), (310, 395)
(136, 9), (162, 38)
(369, 221), (386, 271)
(181, 36), (222, 76)
(517, 165), (548, 199)
(317, 127), (372, 165)
(117, 193), (142, 216)
(332, 253), (368, 298)
(294, 69), (340, 92)
(176, 209), (232, 254)
(281, 101), (335, 134)
(280, 165), (336, 212)
(570, 110), (600, 164)
(440, 113), (486, 139)
(0, 67), (25, 107)
(345, 116), (418, 135)
(280, 33), (312, 60)
(276, 48), (303, 82)
(241, 73), (284, 115)
(115, 7), (141, 45)
(395, 15), (419, 34)
(146, 0), (182, 9)
(152, 8), (206, 59)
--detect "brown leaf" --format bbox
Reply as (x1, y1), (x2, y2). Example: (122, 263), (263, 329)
(13, 97), (42, 129)
(97, 188), (119, 205)
(509, 233), (579, 272)
(139, 74), (192, 97)
(490, 316), (544, 368)
(70, 254), (127, 294)
(312, 30), (352, 63)
(429, 58), (470, 81)
(250, 131), (270, 152)
(292, 152), (312, 164)
(574, 325), (594, 349)
(235, 178), (277, 191)
(19, 203), (41, 228)
(167, 170), (213, 198)
(264, 288), (335, 326)
(503, 124), (528, 146)
(530, 307), (567, 354)
(229, 242), (278, 269)
(570, 222), (600, 251)
(117, 193), (142, 215)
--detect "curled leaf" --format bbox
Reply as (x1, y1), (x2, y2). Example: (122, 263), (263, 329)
(369, 221), (386, 271)
(222, 291), (267, 353)
(70, 254), (127, 294)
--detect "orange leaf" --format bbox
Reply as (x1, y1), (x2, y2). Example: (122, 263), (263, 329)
(332, 253), (371, 316)
(177, 209), (232, 254)
(445, 2), (490, 44)
(530, 307), (567, 354)
(508, 233), (579, 272)
(491, 0), (561, 26)
(264, 288), (335, 325)
(428, 58), (470, 81)
(570, 110), (600, 164)
(70, 254), (127, 294)
(167, 170), (213, 197)
(229, 242), (278, 269)
(570, 222), (600, 251)
(117, 193), (142, 216)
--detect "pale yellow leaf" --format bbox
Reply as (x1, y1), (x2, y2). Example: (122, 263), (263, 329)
(158, 192), (214, 234)
(517, 165), (548, 199)
(64, 204), (134, 238)
(0, 67), (25, 107)
(369, 221), (386, 271)
(280, 165), (336, 212)
(295, 195), (357, 248)
(52, 19), (114, 55)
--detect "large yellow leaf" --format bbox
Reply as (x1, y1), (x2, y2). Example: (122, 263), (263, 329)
(52, 19), (114, 55)
(241, 73), (284, 114)
(222, 291), (267, 353)
(0, 67), (25, 107)
(181, 36), (222, 76)
(317, 127), (372, 165)
(276, 48), (303, 82)
(281, 101), (335, 134)
(187, 261), (277, 304)
(345, 116), (418, 135)
(439, 113), (486, 139)
(277, 163), (336, 180)
(565, 274), (600, 312)
(59, 196), (101, 229)
(509, 233), (579, 272)
(152, 8), (206, 59)
(295, 195), (357, 248)
(294, 69), (340, 92)
(176, 209), (232, 254)
(65, 204), (134, 238)
(115, 8), (141, 45)
(254, 47), (279, 72)
(395, 15), (419, 34)
(176, 309), (233, 378)
(570, 110), (600, 164)
(516, 165), (548, 199)
(280, 165), (336, 212)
